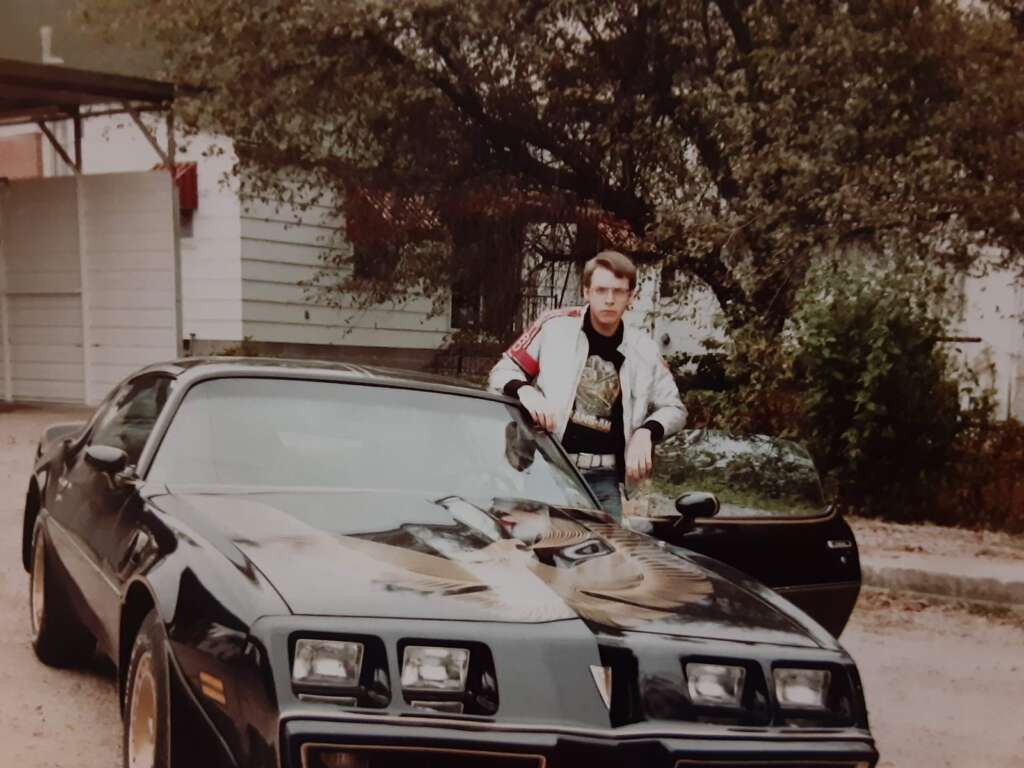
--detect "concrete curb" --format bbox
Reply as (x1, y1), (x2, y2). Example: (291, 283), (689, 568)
(861, 556), (1024, 606)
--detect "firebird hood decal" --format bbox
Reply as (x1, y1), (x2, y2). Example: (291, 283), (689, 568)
(169, 489), (817, 646)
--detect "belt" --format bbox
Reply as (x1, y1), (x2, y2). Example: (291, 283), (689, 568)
(567, 452), (617, 470)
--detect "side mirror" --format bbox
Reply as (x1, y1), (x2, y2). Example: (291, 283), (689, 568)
(675, 491), (721, 521)
(44, 422), (86, 446)
(85, 445), (128, 474)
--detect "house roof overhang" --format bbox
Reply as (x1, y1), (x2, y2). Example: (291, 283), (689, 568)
(0, 57), (174, 127)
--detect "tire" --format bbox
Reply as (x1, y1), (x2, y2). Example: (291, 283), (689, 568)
(29, 522), (96, 667)
(123, 611), (171, 768)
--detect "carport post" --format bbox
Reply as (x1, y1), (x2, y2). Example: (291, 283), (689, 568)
(76, 172), (92, 404)
(167, 109), (184, 358)
(73, 111), (83, 171)
(0, 179), (11, 402)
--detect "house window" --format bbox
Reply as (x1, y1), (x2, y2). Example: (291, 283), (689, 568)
(660, 266), (678, 299)
(451, 288), (482, 329)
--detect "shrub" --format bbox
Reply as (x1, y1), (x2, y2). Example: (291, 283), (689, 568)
(790, 258), (989, 520)
(671, 257), (1005, 526)
(937, 418), (1024, 533)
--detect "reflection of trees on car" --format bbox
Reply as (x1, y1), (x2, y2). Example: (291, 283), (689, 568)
(659, 430), (826, 519)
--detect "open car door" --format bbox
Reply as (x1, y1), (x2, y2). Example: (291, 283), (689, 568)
(636, 430), (860, 638)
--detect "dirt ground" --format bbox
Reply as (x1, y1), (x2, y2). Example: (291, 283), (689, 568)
(0, 405), (120, 767)
(849, 514), (1024, 563)
(2, 404), (1022, 767)
(842, 589), (1024, 768)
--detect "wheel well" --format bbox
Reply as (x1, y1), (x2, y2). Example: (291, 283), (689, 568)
(119, 583), (156, 709)
(22, 479), (40, 573)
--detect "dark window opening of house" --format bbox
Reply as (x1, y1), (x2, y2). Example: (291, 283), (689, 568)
(660, 266), (678, 299)
(451, 288), (483, 329)
(353, 242), (401, 280)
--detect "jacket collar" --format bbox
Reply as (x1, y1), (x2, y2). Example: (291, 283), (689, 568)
(574, 305), (634, 354)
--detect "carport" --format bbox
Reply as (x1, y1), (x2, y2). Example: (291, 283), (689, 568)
(0, 58), (182, 404)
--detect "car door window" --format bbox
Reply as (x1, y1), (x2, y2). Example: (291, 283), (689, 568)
(91, 375), (174, 467)
(663, 430), (827, 519)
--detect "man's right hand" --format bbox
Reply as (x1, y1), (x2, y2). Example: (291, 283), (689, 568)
(518, 385), (557, 432)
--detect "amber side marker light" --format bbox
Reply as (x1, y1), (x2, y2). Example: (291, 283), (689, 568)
(199, 672), (226, 705)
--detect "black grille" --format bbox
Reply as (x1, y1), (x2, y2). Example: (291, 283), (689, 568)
(303, 745), (544, 768)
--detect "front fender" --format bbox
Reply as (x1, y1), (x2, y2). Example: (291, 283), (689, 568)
(122, 493), (290, 767)
(665, 544), (844, 653)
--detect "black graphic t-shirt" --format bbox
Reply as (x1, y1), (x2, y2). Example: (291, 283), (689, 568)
(561, 310), (625, 460)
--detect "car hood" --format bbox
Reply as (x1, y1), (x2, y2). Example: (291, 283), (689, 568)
(166, 488), (820, 648)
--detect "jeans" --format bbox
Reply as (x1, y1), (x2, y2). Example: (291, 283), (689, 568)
(582, 467), (623, 521)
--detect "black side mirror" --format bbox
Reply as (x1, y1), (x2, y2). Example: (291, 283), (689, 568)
(44, 422), (86, 446)
(675, 491), (721, 520)
(85, 445), (128, 474)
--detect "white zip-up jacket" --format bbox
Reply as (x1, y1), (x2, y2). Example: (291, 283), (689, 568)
(488, 306), (687, 444)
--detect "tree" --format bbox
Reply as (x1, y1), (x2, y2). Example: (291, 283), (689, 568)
(86, 0), (1024, 339)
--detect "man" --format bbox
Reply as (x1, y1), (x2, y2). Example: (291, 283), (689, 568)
(489, 251), (686, 520)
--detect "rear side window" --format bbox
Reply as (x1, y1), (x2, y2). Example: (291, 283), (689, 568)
(91, 375), (174, 466)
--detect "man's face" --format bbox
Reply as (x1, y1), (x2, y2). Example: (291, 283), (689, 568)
(583, 266), (632, 330)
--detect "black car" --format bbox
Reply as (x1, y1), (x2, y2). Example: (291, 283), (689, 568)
(21, 358), (877, 768)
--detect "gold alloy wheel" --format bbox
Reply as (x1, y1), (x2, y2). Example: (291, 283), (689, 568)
(128, 652), (158, 768)
(30, 531), (45, 641)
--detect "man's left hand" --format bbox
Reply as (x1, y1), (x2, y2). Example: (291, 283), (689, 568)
(625, 428), (653, 481)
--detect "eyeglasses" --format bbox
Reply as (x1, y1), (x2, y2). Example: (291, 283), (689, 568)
(589, 287), (631, 300)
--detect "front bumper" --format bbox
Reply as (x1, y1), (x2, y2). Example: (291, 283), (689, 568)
(282, 715), (878, 768)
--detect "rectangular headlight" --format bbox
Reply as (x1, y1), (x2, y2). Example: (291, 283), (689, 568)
(774, 667), (831, 709)
(401, 646), (470, 692)
(685, 662), (746, 707)
(292, 639), (364, 687)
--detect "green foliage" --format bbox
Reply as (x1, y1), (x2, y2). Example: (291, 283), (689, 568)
(82, 0), (1024, 338)
(678, 325), (805, 439)
(938, 418), (1024, 533)
(214, 336), (265, 357)
(789, 257), (980, 517)
(669, 256), (1011, 526)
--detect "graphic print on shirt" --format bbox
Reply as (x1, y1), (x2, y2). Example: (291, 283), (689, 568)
(570, 355), (621, 433)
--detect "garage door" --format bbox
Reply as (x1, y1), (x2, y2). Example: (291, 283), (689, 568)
(1, 176), (84, 403)
(1, 171), (177, 404)
(7, 294), (84, 401)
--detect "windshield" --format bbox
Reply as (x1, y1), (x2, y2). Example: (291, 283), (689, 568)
(147, 377), (597, 510)
(662, 430), (826, 518)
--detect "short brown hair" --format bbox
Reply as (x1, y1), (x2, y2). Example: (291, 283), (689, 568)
(583, 250), (637, 290)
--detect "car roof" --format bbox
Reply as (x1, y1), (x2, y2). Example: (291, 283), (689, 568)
(135, 356), (504, 402)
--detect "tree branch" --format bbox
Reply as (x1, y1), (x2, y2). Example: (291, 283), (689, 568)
(371, 28), (652, 232)
(711, 0), (754, 55)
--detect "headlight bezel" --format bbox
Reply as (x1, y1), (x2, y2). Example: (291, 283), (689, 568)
(772, 665), (833, 711)
(397, 639), (499, 716)
(683, 660), (750, 709)
(291, 637), (365, 690)
(288, 633), (391, 708)
(401, 644), (471, 692)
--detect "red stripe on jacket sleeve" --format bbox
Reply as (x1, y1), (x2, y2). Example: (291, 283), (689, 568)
(508, 346), (540, 378)
(505, 318), (543, 377)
